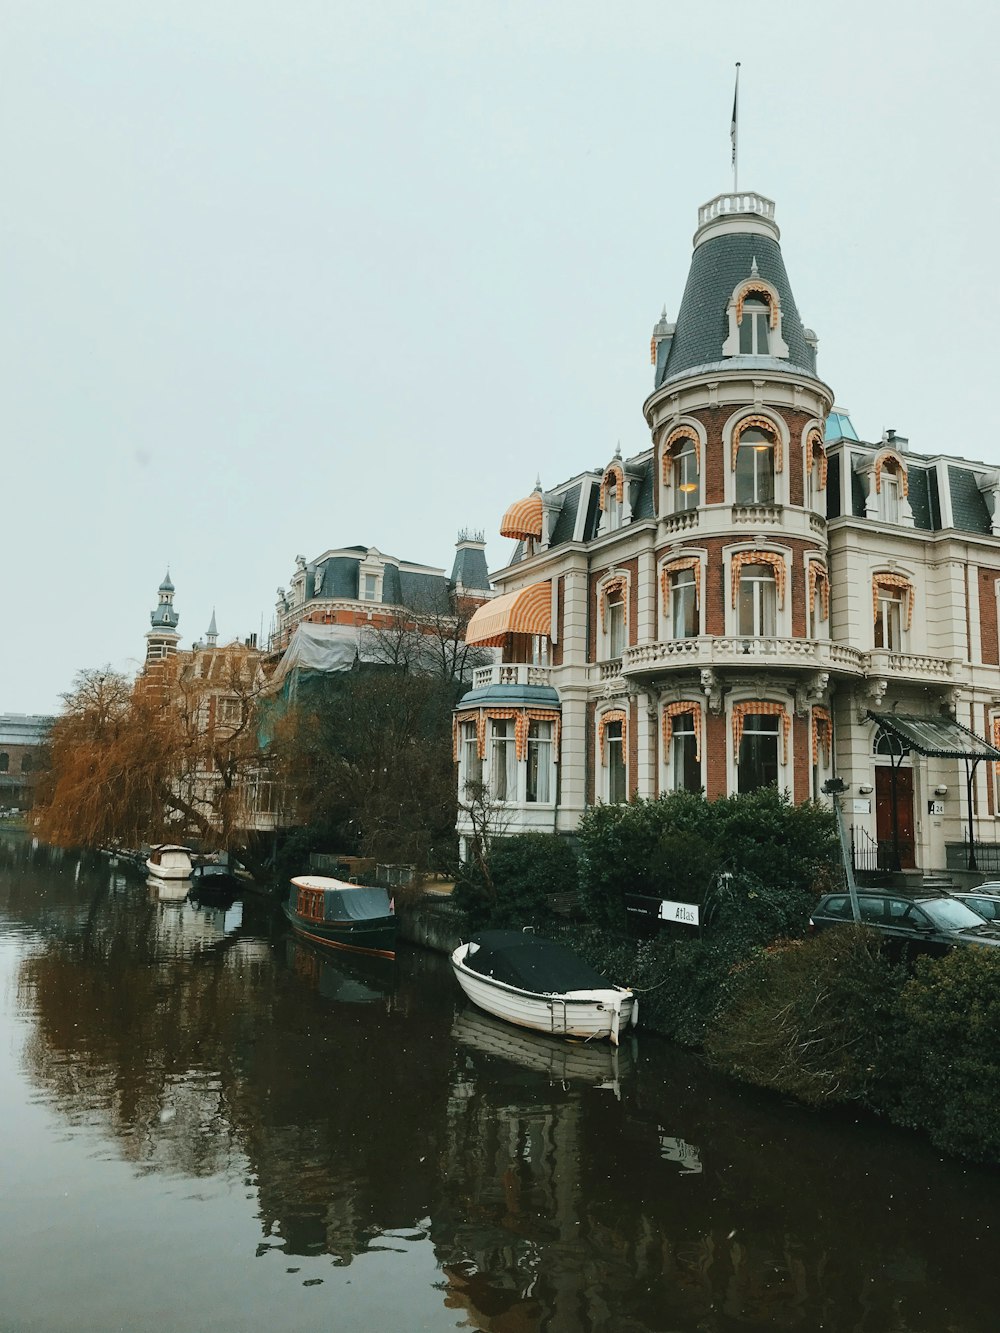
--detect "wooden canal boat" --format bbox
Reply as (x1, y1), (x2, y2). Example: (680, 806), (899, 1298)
(283, 875), (396, 959)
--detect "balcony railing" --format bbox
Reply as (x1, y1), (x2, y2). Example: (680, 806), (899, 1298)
(622, 637), (957, 684)
(660, 510), (699, 534)
(867, 649), (956, 681)
(731, 503), (783, 525)
(698, 192), (775, 225)
(471, 663), (552, 691)
(623, 636), (866, 676)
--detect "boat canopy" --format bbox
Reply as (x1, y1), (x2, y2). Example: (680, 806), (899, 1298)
(291, 877), (392, 921)
(464, 930), (614, 993)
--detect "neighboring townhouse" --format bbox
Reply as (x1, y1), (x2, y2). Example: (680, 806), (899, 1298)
(269, 533), (493, 689)
(458, 190), (1000, 876)
(0, 714), (52, 810)
(143, 574), (277, 836)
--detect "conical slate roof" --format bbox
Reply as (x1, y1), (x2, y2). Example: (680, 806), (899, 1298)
(656, 226), (817, 388)
(159, 570), (174, 593)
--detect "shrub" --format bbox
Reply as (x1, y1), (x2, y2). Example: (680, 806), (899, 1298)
(875, 947), (1000, 1162)
(576, 789), (836, 933)
(703, 926), (905, 1106)
(452, 833), (578, 931)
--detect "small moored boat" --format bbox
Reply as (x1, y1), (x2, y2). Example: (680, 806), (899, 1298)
(451, 930), (637, 1045)
(283, 875), (396, 959)
(145, 844), (193, 881)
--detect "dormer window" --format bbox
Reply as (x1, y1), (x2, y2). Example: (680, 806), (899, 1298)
(363, 573), (378, 600)
(599, 461), (627, 533)
(735, 430), (775, 504)
(739, 298), (770, 355)
(880, 472), (900, 524)
(723, 278), (789, 360)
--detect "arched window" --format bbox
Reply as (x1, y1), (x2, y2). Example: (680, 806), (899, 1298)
(671, 440), (699, 512)
(739, 298), (771, 355)
(600, 463), (625, 531)
(872, 574), (912, 650)
(808, 562), (830, 638)
(735, 429), (775, 504)
(21, 755), (33, 774)
(874, 728), (909, 758)
(733, 703), (790, 793)
(599, 711), (628, 804)
(600, 576), (628, 659)
(737, 563), (777, 637)
(0, 753), (7, 773)
(669, 566), (698, 638)
(663, 703), (702, 793)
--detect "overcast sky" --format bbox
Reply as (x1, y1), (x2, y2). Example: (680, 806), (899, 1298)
(2, 0), (996, 714)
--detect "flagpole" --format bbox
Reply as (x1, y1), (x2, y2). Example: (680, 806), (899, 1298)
(731, 62), (741, 194)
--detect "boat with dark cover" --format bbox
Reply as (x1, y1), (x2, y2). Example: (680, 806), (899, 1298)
(283, 875), (396, 959)
(451, 929), (636, 1044)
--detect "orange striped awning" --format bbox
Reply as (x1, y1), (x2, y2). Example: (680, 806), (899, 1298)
(465, 582), (552, 646)
(500, 492), (543, 540)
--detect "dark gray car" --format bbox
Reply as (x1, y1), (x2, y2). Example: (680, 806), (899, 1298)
(951, 890), (1000, 924)
(809, 890), (1000, 958)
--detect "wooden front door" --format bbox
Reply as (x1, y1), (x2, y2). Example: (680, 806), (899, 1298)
(875, 766), (916, 869)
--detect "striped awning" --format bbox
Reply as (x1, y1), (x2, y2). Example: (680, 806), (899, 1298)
(500, 492), (543, 540)
(465, 582), (552, 646)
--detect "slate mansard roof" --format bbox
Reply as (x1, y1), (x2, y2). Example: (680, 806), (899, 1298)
(302, 541), (491, 613)
(824, 417), (996, 536)
(655, 230), (817, 388)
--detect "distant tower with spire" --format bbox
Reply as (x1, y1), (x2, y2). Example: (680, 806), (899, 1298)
(205, 609), (218, 649)
(145, 570), (181, 664)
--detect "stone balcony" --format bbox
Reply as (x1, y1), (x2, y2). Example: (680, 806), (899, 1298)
(622, 636), (959, 688)
(471, 663), (553, 691)
(623, 635), (862, 680)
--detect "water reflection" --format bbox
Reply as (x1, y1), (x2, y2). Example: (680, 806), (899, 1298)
(4, 833), (1000, 1331)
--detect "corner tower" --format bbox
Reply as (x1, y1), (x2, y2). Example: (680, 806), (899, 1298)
(145, 571), (181, 665)
(638, 191), (839, 800)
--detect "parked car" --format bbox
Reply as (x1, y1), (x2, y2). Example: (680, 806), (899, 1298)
(809, 889), (1000, 958)
(951, 889), (1000, 924)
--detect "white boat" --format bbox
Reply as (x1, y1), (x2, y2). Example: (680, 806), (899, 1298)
(145, 844), (194, 881)
(451, 930), (637, 1045)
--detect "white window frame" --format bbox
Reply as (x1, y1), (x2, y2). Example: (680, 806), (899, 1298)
(526, 720), (555, 805)
(735, 712), (782, 794)
(874, 588), (904, 650)
(488, 718), (517, 804)
(880, 472), (901, 524)
(735, 432), (776, 505)
(666, 711), (701, 794)
(600, 580), (628, 661)
(737, 563), (778, 637)
(669, 566), (699, 639)
(672, 442), (700, 512)
(807, 560), (830, 640)
(459, 721), (483, 798)
(604, 719), (627, 804)
(738, 298), (771, 355)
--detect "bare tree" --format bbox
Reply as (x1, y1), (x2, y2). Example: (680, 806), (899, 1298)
(359, 586), (494, 685)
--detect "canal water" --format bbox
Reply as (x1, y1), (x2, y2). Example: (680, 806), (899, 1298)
(3, 834), (1000, 1332)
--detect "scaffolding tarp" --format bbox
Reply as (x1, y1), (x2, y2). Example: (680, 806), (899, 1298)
(269, 624), (359, 691)
(868, 712), (1000, 759)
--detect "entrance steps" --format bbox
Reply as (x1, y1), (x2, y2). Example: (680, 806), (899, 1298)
(920, 873), (955, 892)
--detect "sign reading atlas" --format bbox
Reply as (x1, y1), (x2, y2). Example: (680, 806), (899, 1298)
(658, 900), (700, 927)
